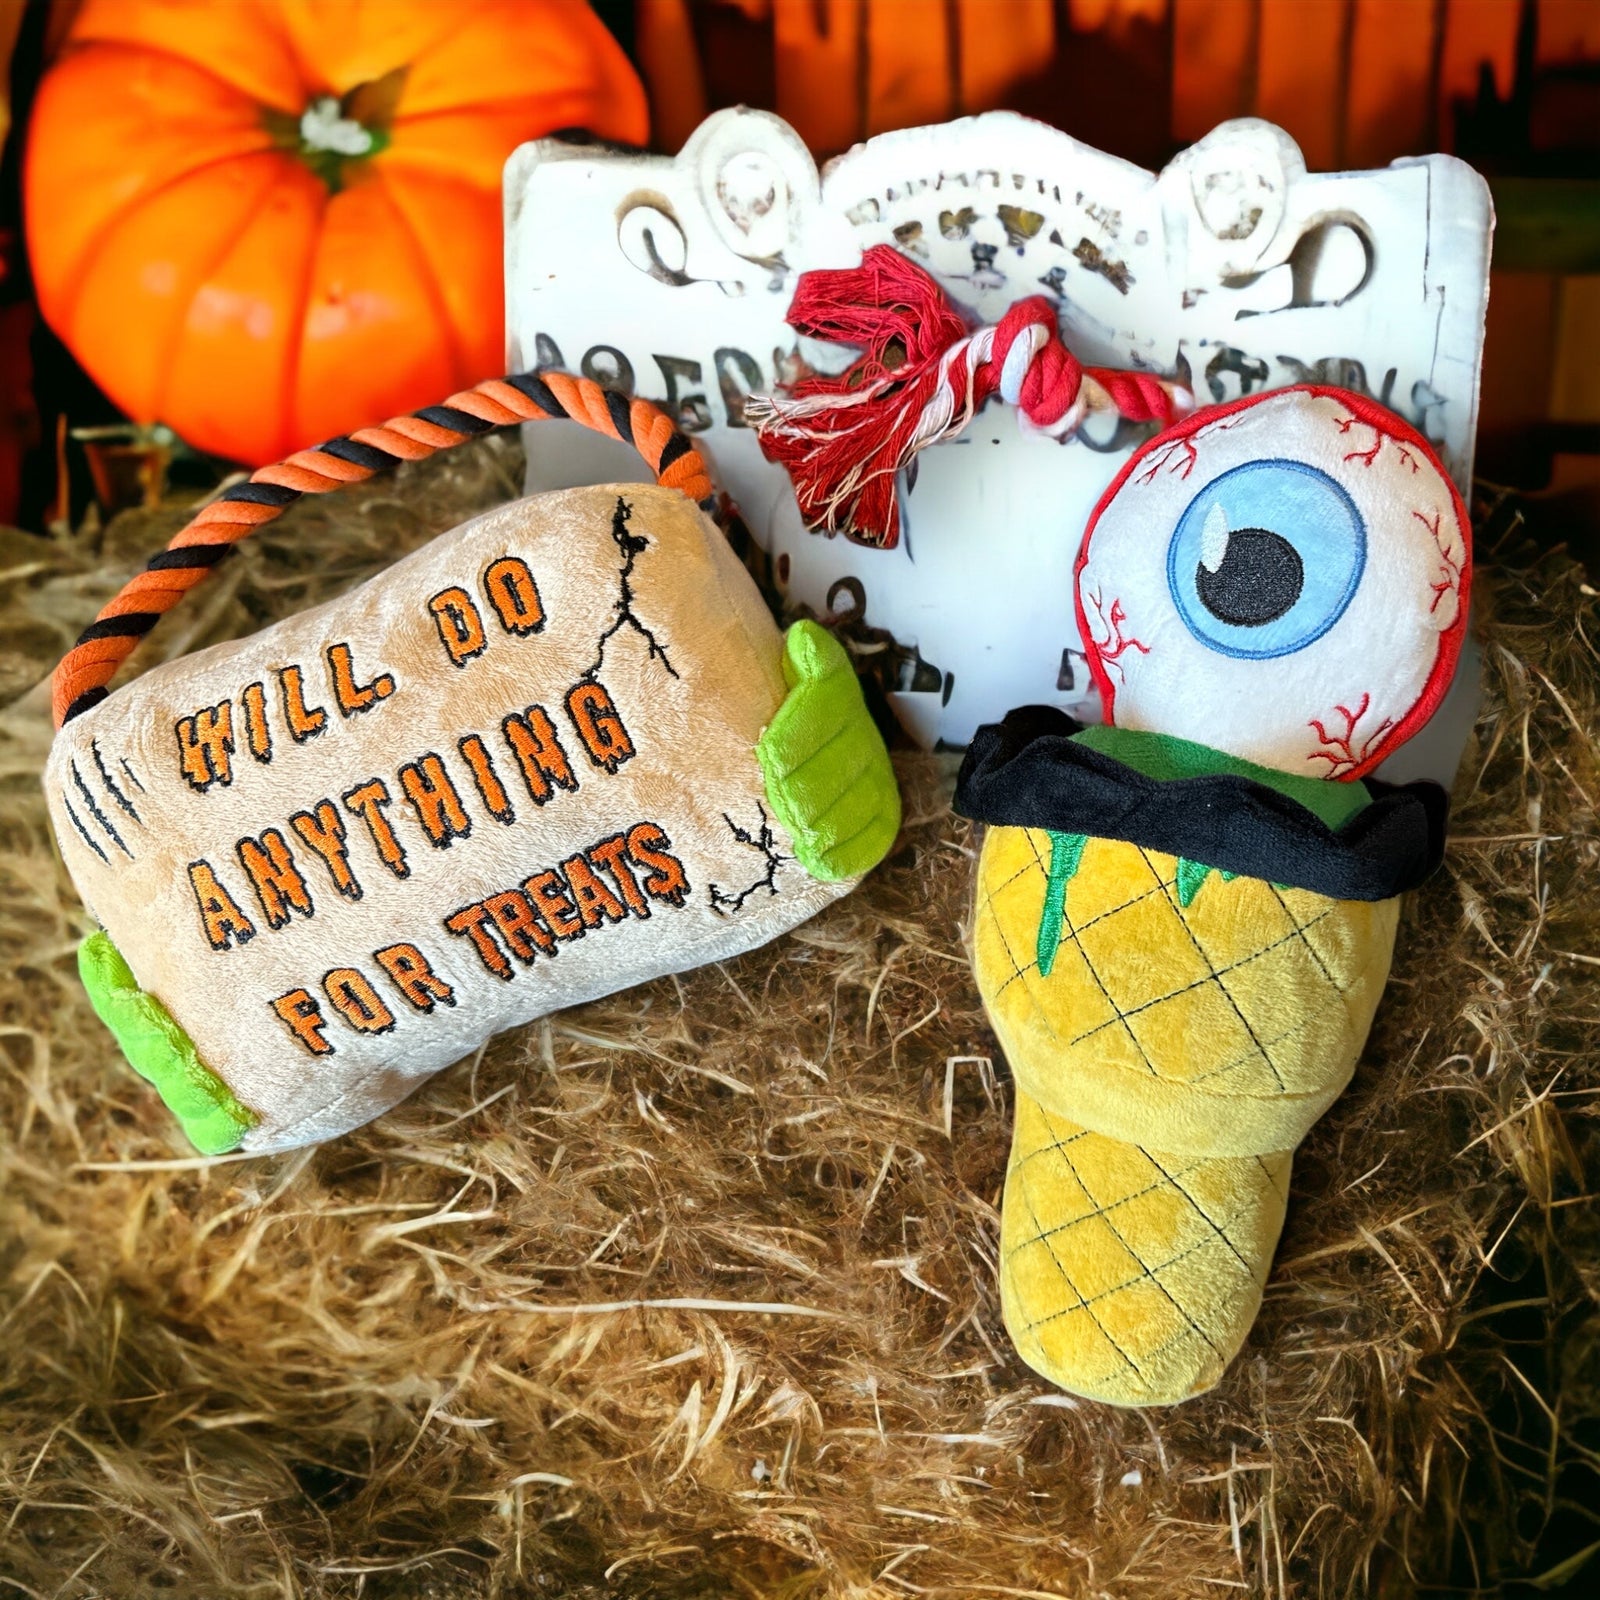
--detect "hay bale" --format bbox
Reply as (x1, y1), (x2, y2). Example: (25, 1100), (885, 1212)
(0, 443), (1595, 1597)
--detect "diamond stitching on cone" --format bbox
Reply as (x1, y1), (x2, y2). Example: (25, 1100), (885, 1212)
(977, 831), (1386, 1102)
(1001, 1097), (1292, 1402)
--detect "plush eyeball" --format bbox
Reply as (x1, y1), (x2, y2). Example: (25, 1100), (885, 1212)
(1075, 387), (1471, 779)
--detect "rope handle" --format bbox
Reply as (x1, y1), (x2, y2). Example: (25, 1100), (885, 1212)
(52, 372), (716, 730)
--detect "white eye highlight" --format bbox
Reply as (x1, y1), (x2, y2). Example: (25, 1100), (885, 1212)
(1199, 502), (1229, 574)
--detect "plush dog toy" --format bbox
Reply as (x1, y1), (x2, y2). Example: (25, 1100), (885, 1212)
(751, 254), (1469, 1405)
(956, 386), (1468, 1403)
(46, 375), (899, 1153)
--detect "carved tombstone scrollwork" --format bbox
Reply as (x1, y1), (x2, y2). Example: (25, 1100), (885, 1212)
(506, 110), (1491, 770)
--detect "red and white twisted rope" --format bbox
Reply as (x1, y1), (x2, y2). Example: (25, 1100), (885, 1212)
(747, 244), (1193, 550)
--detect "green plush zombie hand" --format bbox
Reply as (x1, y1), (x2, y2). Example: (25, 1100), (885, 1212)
(757, 620), (900, 883)
(79, 930), (255, 1154)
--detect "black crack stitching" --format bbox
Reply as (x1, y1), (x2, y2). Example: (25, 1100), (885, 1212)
(61, 796), (109, 864)
(709, 804), (788, 915)
(582, 496), (679, 683)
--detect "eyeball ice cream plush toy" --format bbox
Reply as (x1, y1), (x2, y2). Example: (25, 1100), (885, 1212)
(747, 249), (1470, 1404)
(954, 387), (1470, 1404)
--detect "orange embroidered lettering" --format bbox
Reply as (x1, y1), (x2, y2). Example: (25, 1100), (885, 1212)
(458, 734), (514, 824)
(175, 702), (234, 791)
(501, 706), (577, 805)
(272, 989), (332, 1055)
(323, 968), (396, 1034)
(523, 869), (582, 940)
(342, 779), (408, 878)
(587, 833), (651, 918)
(429, 824), (693, 986)
(443, 903), (513, 980)
(562, 853), (627, 928)
(236, 828), (314, 929)
(483, 889), (555, 960)
(375, 943), (455, 1013)
(240, 682), (272, 763)
(290, 801), (362, 900)
(326, 642), (396, 716)
(565, 680), (635, 774)
(188, 860), (256, 949)
(397, 753), (472, 847)
(429, 587), (487, 667)
(483, 556), (545, 635)
(279, 664), (327, 742)
(626, 822), (690, 906)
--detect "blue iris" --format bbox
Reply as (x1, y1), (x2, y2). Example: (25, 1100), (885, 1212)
(1166, 459), (1366, 660)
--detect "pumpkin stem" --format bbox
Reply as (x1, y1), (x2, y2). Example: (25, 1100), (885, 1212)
(300, 97), (375, 158)
(263, 65), (408, 193)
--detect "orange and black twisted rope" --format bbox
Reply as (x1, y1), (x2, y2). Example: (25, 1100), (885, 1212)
(52, 372), (715, 730)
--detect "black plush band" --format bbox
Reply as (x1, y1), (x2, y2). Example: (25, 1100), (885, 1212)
(953, 705), (1449, 903)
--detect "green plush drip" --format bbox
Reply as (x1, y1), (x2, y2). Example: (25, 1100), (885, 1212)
(1036, 831), (1087, 977)
(757, 620), (901, 883)
(1173, 857), (1238, 907)
(1072, 724), (1372, 830)
(78, 931), (256, 1155)
(1174, 857), (1210, 908)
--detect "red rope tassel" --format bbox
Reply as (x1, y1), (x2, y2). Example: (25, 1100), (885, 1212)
(747, 243), (1191, 550)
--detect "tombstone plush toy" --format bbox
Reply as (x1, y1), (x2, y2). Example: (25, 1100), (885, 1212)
(752, 253), (1470, 1405)
(46, 375), (899, 1154)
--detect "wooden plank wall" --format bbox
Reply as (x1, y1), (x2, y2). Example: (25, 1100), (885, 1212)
(640, 0), (1598, 172)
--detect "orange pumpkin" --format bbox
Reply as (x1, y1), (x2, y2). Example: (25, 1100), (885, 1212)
(24, 0), (647, 465)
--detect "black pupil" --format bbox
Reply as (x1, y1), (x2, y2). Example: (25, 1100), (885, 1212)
(1195, 526), (1304, 627)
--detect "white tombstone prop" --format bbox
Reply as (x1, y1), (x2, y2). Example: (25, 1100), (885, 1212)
(505, 111), (1491, 778)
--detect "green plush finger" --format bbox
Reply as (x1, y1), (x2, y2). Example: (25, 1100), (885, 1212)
(766, 732), (877, 836)
(799, 764), (896, 878)
(79, 931), (256, 1154)
(758, 623), (864, 769)
(758, 620), (900, 882)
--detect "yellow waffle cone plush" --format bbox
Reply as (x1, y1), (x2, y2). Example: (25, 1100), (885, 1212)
(976, 829), (1397, 1404)
(1002, 1100), (1291, 1406)
(956, 388), (1472, 1404)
